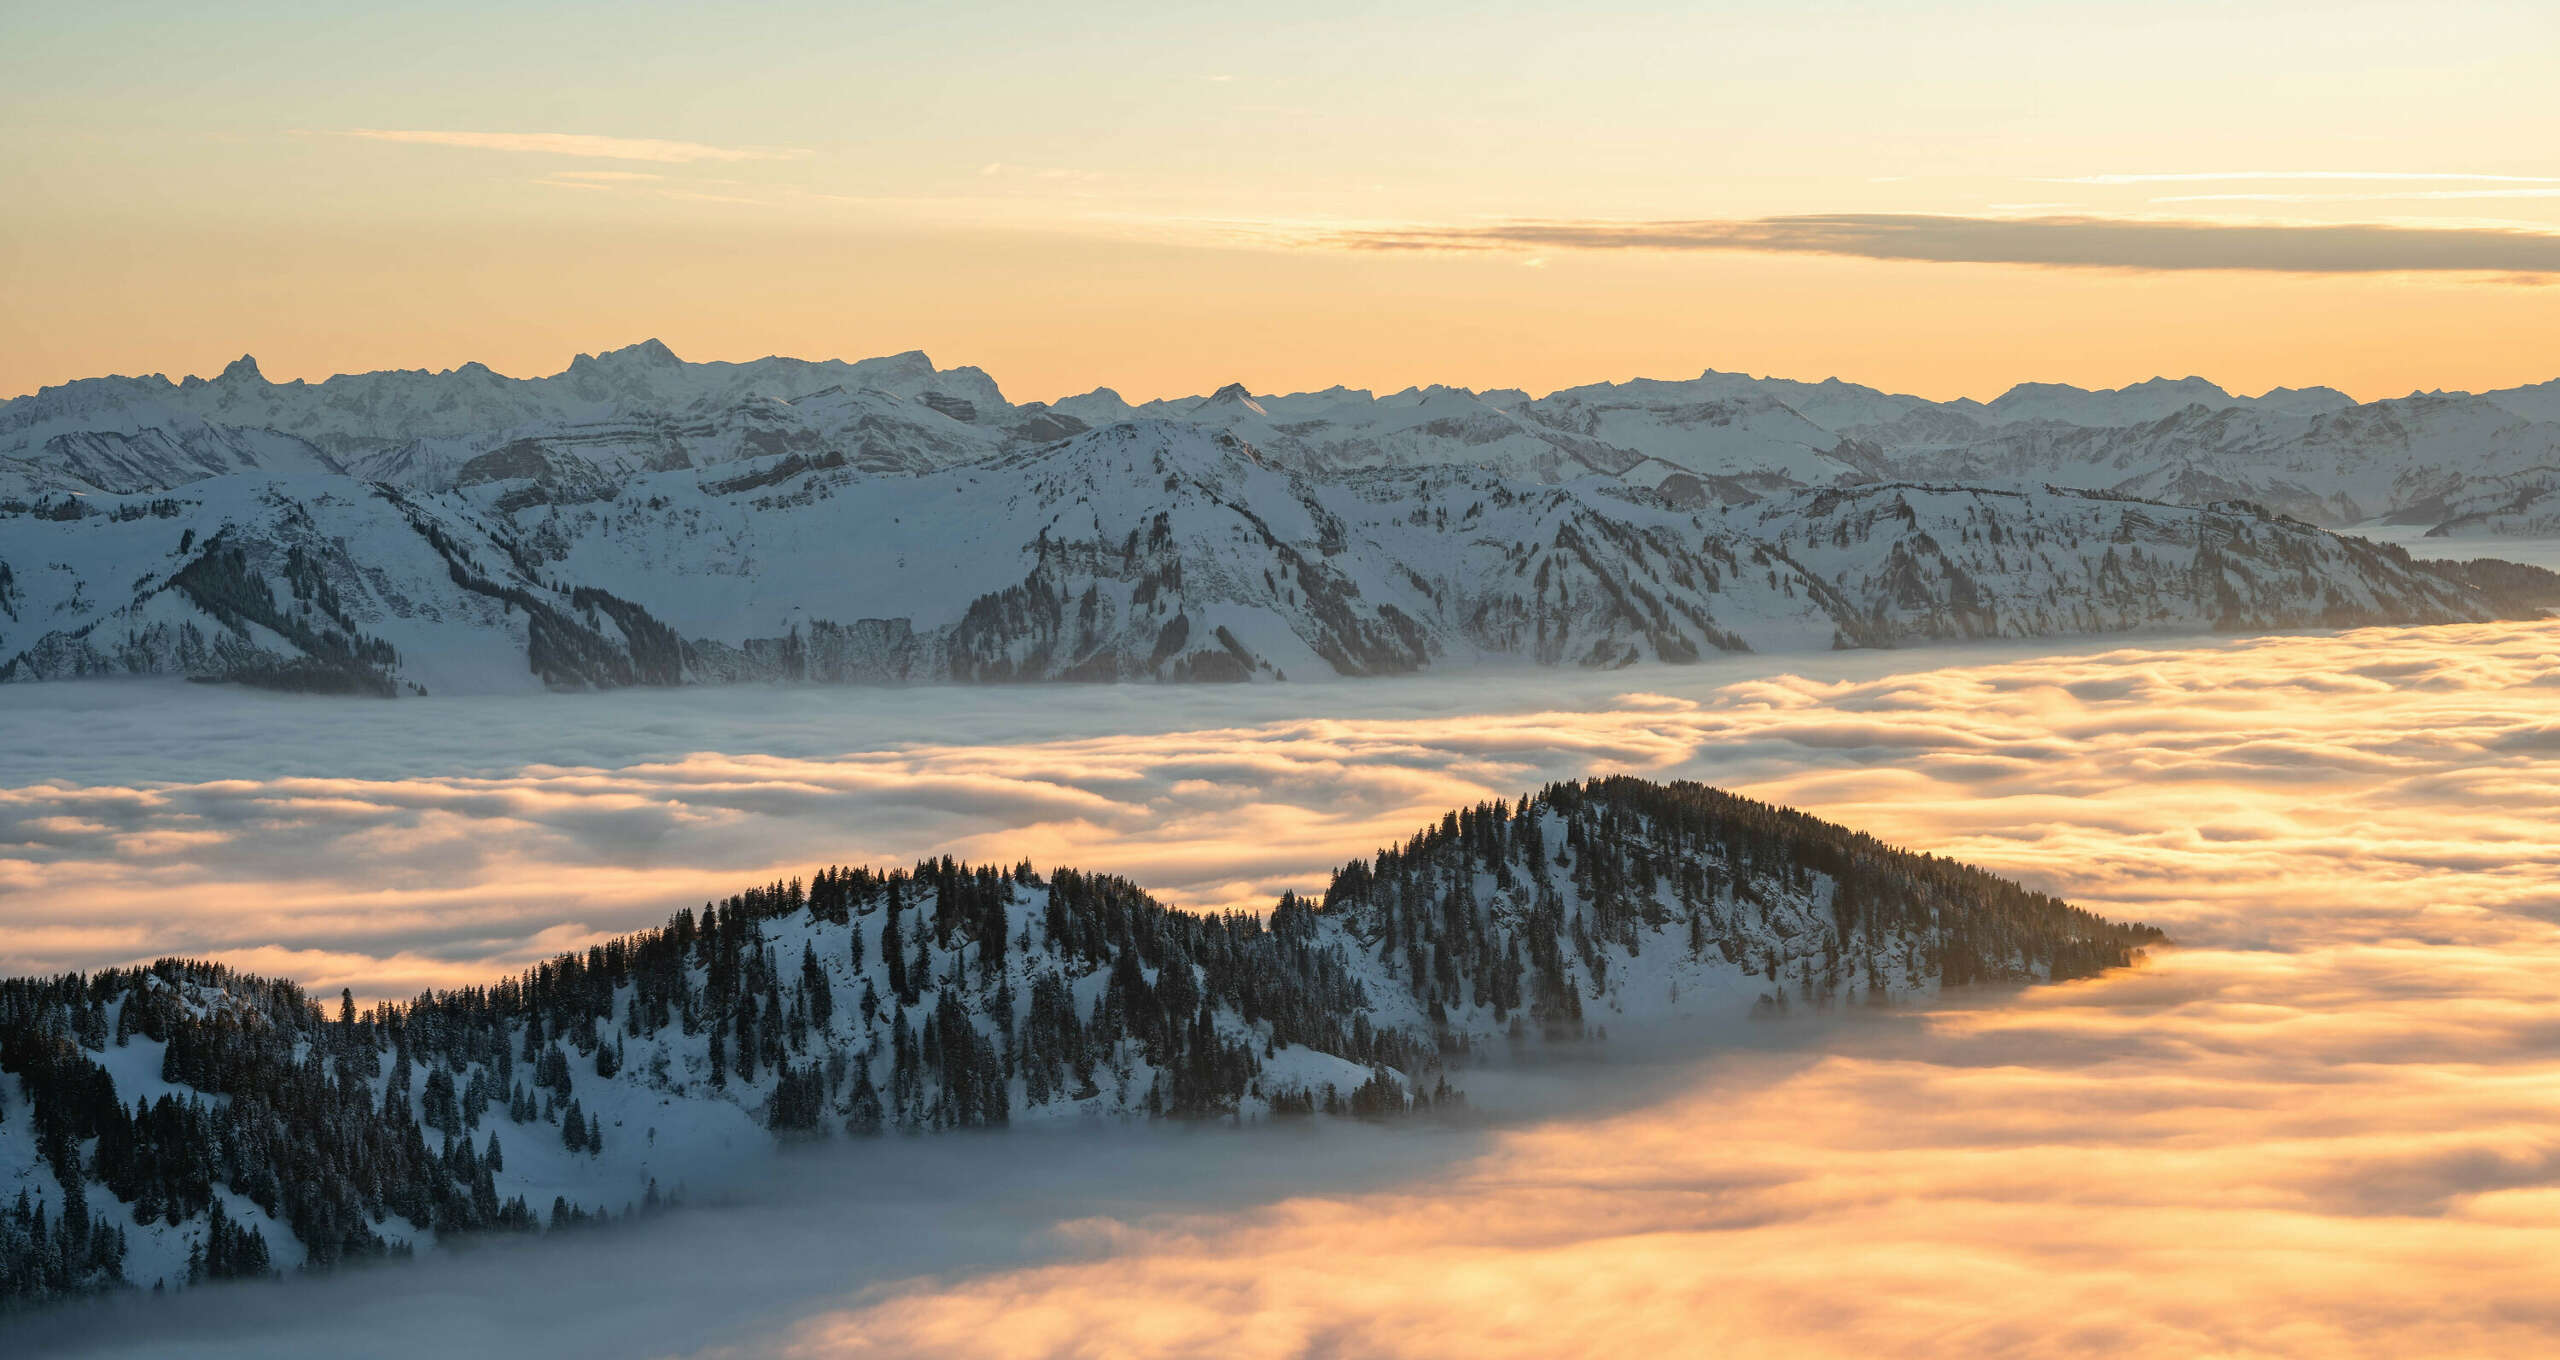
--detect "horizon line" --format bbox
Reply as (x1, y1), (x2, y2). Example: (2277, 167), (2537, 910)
(13, 339), (2554, 413)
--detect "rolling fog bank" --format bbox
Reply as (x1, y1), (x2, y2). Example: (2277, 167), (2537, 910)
(6, 618), (2559, 1355)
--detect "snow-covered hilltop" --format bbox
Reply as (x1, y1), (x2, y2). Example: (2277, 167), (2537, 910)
(0, 776), (2162, 1306)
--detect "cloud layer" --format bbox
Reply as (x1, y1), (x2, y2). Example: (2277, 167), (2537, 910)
(6, 622), (2559, 994)
(1333, 213), (2560, 276)
(332, 129), (805, 163)
(767, 937), (2560, 1360)
(2054, 171), (2560, 186)
(7, 620), (2560, 1357)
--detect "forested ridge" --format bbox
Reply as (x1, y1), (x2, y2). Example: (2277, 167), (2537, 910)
(1, 777), (2157, 1310)
(1318, 775), (2158, 1019)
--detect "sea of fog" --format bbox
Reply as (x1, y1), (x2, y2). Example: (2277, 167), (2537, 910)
(2348, 520), (2560, 573)
(5, 612), (2560, 1357)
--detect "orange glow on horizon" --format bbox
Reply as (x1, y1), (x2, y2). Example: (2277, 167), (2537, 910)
(8, 224), (2559, 407)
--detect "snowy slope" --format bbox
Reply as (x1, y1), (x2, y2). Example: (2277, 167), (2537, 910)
(2418, 468), (2560, 538)
(1862, 393), (2560, 529)
(2478, 377), (2560, 425)
(1728, 483), (2517, 645)
(4, 423), (2549, 696)
(0, 777), (2159, 1304)
(0, 477), (662, 696)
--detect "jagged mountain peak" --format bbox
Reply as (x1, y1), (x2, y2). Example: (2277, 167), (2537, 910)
(569, 337), (684, 372)
(1197, 381), (1267, 415)
(1385, 383), (1485, 407)
(212, 354), (265, 386)
(2124, 375), (2228, 395)
(842, 349), (945, 387)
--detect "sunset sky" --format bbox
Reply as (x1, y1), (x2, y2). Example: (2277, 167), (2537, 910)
(7, 0), (2558, 403)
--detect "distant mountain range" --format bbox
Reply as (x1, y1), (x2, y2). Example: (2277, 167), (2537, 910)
(0, 776), (2162, 1305)
(12, 341), (2560, 532)
(3, 346), (2557, 695)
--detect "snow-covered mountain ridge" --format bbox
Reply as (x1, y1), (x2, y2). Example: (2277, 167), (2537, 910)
(5, 422), (2549, 696)
(12, 342), (2560, 536)
(0, 776), (2162, 1306)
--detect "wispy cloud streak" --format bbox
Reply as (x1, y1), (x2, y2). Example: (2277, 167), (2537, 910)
(2153, 189), (2560, 204)
(2056, 171), (2560, 185)
(1329, 213), (2560, 275)
(330, 129), (807, 163)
